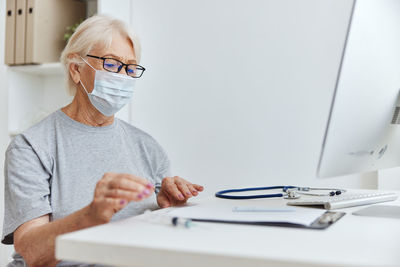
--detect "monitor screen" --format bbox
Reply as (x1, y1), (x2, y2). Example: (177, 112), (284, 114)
(318, 0), (400, 178)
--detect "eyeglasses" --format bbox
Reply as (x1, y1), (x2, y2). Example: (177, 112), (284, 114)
(86, 54), (146, 78)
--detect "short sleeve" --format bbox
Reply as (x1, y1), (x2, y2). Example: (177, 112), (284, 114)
(154, 150), (171, 191)
(156, 152), (171, 184)
(2, 138), (53, 245)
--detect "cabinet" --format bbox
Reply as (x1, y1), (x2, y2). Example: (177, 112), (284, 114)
(5, 0), (133, 137)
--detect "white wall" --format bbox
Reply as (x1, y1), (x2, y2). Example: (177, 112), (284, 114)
(379, 168), (400, 189)
(129, 0), (378, 195)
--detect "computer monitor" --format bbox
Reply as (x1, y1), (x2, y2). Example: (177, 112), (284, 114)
(317, 0), (400, 179)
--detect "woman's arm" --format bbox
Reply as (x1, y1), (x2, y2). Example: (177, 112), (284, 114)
(14, 206), (97, 267)
(13, 172), (154, 267)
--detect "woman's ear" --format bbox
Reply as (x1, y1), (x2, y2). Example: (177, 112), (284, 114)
(68, 54), (81, 85)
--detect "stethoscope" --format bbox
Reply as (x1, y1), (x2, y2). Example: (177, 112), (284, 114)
(215, 186), (347, 200)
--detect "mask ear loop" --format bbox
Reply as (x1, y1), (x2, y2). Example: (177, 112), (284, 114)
(79, 56), (96, 94)
(79, 80), (90, 94)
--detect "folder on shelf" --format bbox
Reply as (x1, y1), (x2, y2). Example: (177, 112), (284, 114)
(5, 0), (16, 64)
(25, 0), (86, 64)
(5, 0), (86, 65)
(15, 0), (26, 64)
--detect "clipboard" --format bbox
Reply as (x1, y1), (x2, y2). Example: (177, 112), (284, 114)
(168, 202), (346, 230)
(184, 211), (345, 230)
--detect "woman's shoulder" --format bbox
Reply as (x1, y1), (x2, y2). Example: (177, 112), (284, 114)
(9, 110), (60, 151)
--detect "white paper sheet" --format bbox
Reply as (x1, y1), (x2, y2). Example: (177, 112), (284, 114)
(168, 202), (326, 226)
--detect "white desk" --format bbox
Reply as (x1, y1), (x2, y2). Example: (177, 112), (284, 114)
(56, 190), (400, 267)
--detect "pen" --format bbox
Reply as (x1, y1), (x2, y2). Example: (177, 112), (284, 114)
(171, 217), (193, 228)
(142, 210), (193, 228)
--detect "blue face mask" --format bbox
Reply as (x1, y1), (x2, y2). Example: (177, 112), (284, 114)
(80, 57), (136, 116)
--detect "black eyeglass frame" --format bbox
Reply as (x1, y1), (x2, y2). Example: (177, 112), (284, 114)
(86, 54), (146, 78)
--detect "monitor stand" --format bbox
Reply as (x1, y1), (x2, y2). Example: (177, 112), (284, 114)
(352, 205), (400, 219)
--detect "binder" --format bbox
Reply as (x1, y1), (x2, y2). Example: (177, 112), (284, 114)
(14, 0), (26, 64)
(25, 0), (86, 64)
(5, 0), (16, 64)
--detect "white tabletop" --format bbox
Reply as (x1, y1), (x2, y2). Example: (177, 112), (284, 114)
(56, 190), (400, 267)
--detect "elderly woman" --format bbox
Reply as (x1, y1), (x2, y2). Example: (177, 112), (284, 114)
(2, 15), (203, 267)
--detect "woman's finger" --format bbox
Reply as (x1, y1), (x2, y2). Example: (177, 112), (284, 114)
(164, 180), (185, 201)
(176, 180), (192, 198)
(123, 173), (154, 188)
(187, 184), (198, 196)
(103, 172), (153, 191)
(105, 197), (129, 210)
(105, 188), (152, 201)
(193, 184), (204, 191)
(108, 176), (147, 193)
(157, 194), (171, 208)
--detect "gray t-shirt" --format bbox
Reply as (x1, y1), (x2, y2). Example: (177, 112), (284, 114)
(2, 109), (170, 266)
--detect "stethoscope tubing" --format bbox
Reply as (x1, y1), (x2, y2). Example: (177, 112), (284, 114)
(215, 186), (298, 199)
(215, 186), (346, 200)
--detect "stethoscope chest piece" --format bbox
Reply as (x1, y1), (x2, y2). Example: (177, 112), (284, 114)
(283, 190), (301, 199)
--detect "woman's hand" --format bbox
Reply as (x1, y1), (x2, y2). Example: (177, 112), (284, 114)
(157, 176), (204, 208)
(88, 172), (154, 224)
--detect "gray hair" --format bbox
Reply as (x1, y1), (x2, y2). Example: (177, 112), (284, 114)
(60, 14), (141, 95)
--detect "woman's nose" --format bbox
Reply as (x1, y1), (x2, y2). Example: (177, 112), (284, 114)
(120, 66), (129, 76)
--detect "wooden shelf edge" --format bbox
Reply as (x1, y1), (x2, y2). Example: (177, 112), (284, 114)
(7, 63), (64, 76)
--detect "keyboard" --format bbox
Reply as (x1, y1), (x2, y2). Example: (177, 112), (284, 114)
(287, 192), (398, 210)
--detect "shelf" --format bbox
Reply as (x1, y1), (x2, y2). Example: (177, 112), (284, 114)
(7, 63), (64, 76)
